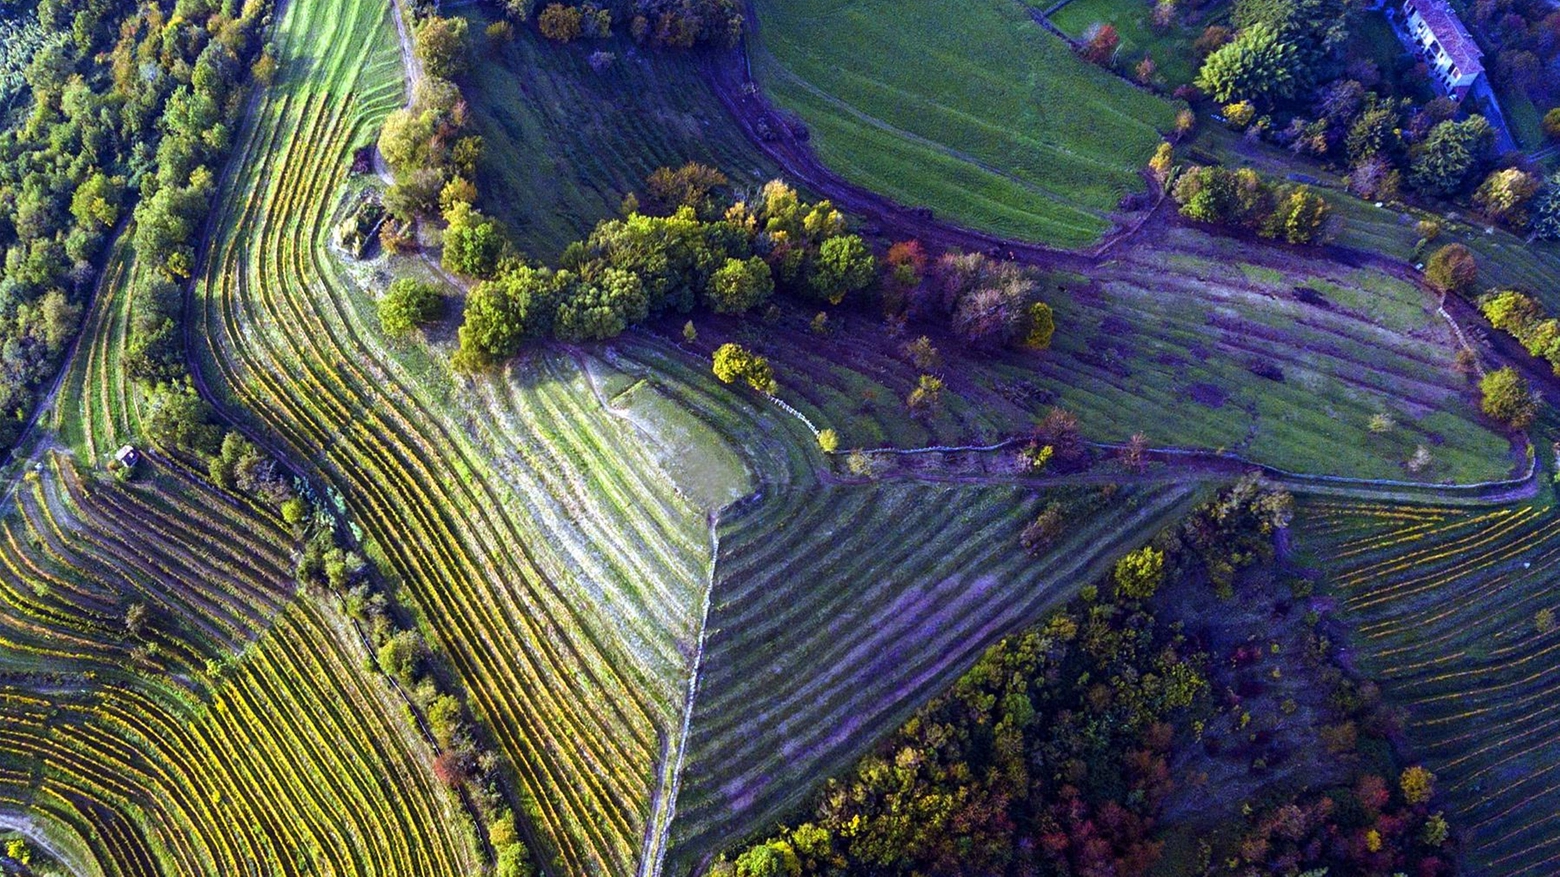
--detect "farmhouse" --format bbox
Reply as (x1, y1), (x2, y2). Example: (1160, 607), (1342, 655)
(1401, 0), (1484, 99)
(114, 445), (141, 469)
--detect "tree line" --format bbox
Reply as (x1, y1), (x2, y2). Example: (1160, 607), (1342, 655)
(491, 0), (743, 48)
(1185, 0), (1560, 233)
(448, 170), (877, 369)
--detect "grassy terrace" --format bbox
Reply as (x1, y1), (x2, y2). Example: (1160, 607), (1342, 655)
(458, 8), (777, 260)
(1295, 486), (1560, 876)
(688, 222), (1514, 483)
(749, 0), (1179, 246)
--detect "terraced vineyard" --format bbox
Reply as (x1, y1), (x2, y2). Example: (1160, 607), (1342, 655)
(0, 242), (478, 873)
(1296, 493), (1560, 876)
(192, 0), (726, 871)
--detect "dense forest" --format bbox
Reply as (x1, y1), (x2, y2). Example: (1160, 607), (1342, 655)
(0, 0), (273, 453)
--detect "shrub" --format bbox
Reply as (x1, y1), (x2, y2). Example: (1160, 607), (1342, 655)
(1025, 301), (1056, 349)
(1480, 367), (1538, 429)
(379, 278), (445, 337)
(1545, 107), (1560, 141)
(906, 374), (944, 413)
(1114, 546), (1165, 600)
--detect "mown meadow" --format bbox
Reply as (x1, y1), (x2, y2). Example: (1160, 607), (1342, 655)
(748, 0), (1180, 246)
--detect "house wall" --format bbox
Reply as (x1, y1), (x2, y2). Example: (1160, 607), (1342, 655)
(1402, 3), (1478, 91)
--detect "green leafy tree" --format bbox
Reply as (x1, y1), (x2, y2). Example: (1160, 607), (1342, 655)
(552, 267), (648, 341)
(1195, 24), (1300, 107)
(1266, 185), (1329, 243)
(453, 268), (557, 370)
(809, 234), (876, 304)
(1480, 367), (1538, 429)
(414, 15), (469, 79)
(706, 256), (774, 314)
(735, 841), (800, 877)
(1423, 243), (1477, 296)
(441, 204), (506, 279)
(376, 630), (425, 686)
(379, 278), (445, 337)
(1025, 302), (1056, 349)
(712, 342), (776, 393)
(145, 386), (222, 457)
(1473, 167), (1541, 226)
(1231, 0), (1348, 75)
(1410, 117), (1493, 196)
(1530, 174), (1560, 240)
(1346, 104), (1402, 165)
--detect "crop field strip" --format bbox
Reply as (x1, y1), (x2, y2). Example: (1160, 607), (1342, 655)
(1297, 496), (1560, 876)
(0, 452), (481, 875)
(187, 0), (747, 871)
(663, 481), (1205, 869)
(0, 16), (479, 870)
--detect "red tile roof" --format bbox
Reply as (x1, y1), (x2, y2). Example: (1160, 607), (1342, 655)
(1406, 0), (1484, 77)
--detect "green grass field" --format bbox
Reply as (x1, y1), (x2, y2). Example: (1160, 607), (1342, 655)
(1049, 0), (1201, 88)
(749, 0), (1180, 247)
(458, 8), (777, 260)
(1295, 487), (1560, 876)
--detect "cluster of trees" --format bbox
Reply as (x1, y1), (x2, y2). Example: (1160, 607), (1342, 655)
(1171, 165), (1330, 243)
(1468, 0), (1560, 110)
(1189, 0), (1550, 216)
(879, 243), (1055, 350)
(495, 0), (743, 48)
(452, 171), (875, 368)
(1228, 769), (1452, 874)
(376, 12), (496, 264)
(0, 0), (272, 452)
(1481, 289), (1560, 372)
(711, 342), (775, 393)
(1195, 0), (1349, 110)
